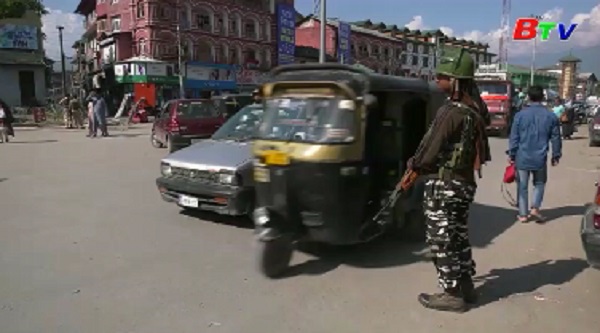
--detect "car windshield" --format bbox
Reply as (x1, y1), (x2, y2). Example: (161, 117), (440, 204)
(478, 83), (508, 95)
(212, 104), (264, 141)
(255, 97), (355, 144)
(176, 100), (220, 119)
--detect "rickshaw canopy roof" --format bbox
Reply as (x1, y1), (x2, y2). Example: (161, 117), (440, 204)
(267, 64), (440, 96)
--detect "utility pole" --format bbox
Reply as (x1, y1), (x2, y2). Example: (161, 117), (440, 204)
(318, 0), (326, 63)
(57, 26), (67, 96)
(176, 0), (185, 98)
(530, 14), (543, 87)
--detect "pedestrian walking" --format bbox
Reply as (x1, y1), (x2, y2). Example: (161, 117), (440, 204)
(400, 48), (490, 312)
(59, 95), (73, 128)
(507, 85), (562, 223)
(91, 90), (109, 137)
(0, 98), (15, 142)
(86, 93), (96, 137)
(68, 94), (84, 129)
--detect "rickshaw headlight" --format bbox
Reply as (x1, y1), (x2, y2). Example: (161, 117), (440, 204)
(160, 162), (172, 176)
(253, 207), (269, 225)
(218, 173), (237, 185)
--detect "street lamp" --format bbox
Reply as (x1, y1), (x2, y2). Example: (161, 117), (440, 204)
(529, 14), (543, 86)
(57, 25), (67, 96)
(318, 0), (326, 63)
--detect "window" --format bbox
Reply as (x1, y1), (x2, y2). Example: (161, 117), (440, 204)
(401, 54), (407, 64)
(111, 0), (118, 4)
(137, 2), (145, 18)
(196, 13), (210, 31)
(423, 45), (429, 54)
(422, 56), (429, 67)
(138, 39), (146, 55)
(412, 55), (418, 66)
(111, 16), (121, 32)
(244, 21), (257, 39)
(97, 19), (106, 32)
(229, 18), (238, 36)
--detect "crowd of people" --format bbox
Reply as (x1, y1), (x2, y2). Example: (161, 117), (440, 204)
(59, 89), (109, 137)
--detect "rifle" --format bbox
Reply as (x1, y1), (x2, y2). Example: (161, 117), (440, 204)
(371, 168), (419, 223)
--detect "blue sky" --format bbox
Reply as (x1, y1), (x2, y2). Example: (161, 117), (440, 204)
(45, 0), (596, 33)
(43, 0), (600, 60)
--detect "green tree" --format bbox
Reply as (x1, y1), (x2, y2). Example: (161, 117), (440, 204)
(0, 0), (47, 19)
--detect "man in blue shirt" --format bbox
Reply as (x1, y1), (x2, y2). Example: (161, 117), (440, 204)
(507, 85), (562, 223)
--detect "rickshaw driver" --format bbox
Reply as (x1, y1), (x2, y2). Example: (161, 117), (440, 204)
(399, 48), (490, 312)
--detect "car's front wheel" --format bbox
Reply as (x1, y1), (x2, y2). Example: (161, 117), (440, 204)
(150, 131), (164, 148)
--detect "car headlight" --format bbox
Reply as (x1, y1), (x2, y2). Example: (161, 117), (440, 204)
(218, 172), (238, 185)
(160, 162), (172, 176)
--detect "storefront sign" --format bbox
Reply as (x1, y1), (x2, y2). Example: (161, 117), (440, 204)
(0, 24), (38, 50)
(114, 62), (178, 84)
(337, 22), (351, 64)
(185, 62), (236, 90)
(276, 4), (295, 65)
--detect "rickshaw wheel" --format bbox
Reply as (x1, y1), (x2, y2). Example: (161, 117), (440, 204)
(256, 235), (293, 278)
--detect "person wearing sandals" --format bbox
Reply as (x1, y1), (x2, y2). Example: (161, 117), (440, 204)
(507, 85), (562, 223)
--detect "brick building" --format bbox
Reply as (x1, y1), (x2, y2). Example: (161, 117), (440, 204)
(73, 0), (294, 107)
(296, 17), (494, 80)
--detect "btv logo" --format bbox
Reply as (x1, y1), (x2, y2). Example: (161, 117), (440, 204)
(512, 18), (578, 41)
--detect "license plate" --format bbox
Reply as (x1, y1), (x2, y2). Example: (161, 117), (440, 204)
(254, 167), (270, 182)
(178, 195), (198, 207)
(263, 150), (290, 165)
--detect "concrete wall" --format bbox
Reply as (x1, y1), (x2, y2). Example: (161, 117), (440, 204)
(0, 65), (46, 106)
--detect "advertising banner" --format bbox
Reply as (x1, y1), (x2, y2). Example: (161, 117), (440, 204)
(276, 4), (295, 65)
(185, 62), (237, 90)
(0, 24), (38, 50)
(337, 22), (351, 64)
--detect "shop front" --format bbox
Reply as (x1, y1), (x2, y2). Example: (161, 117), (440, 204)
(184, 62), (237, 98)
(114, 59), (179, 108)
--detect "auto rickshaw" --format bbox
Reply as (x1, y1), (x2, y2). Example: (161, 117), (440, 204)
(251, 64), (445, 277)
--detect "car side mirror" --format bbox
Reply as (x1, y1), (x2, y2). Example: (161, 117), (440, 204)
(364, 94), (378, 107)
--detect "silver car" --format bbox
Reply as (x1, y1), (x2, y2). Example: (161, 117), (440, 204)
(156, 104), (264, 216)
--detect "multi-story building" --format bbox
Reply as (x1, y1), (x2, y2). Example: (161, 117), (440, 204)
(0, 10), (47, 106)
(73, 0), (295, 108)
(576, 73), (597, 98)
(295, 17), (494, 80)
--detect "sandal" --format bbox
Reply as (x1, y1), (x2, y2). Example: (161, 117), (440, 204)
(529, 212), (546, 223)
(517, 216), (529, 223)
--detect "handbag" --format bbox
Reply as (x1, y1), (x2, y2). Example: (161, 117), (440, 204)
(503, 163), (516, 183)
(501, 163), (517, 207)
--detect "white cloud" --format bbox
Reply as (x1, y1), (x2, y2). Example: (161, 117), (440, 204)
(41, 8), (83, 60)
(406, 4), (600, 59)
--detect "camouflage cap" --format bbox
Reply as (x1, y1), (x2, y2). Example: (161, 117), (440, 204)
(435, 48), (475, 79)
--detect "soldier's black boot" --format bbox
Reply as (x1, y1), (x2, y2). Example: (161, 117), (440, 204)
(460, 275), (478, 304)
(417, 288), (467, 313)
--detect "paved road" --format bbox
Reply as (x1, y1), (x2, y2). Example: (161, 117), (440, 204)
(0, 125), (599, 333)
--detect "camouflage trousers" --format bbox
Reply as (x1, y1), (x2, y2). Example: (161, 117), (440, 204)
(423, 179), (476, 290)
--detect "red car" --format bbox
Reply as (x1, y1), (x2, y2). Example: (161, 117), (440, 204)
(151, 99), (225, 153)
(582, 180), (600, 269)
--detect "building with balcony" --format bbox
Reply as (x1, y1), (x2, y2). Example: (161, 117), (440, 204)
(0, 10), (47, 106)
(295, 17), (494, 80)
(576, 73), (597, 98)
(73, 0), (295, 107)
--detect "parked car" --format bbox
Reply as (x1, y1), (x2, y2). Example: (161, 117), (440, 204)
(588, 112), (600, 146)
(581, 181), (600, 269)
(155, 103), (264, 216)
(212, 93), (254, 118)
(151, 99), (225, 153)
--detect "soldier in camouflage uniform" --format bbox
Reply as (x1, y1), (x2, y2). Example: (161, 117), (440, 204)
(406, 48), (490, 312)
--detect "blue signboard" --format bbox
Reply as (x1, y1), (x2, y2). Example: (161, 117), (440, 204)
(184, 62), (237, 91)
(276, 4), (295, 65)
(337, 22), (351, 64)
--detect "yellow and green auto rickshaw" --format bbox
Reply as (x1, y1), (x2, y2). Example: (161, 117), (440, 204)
(251, 64), (445, 277)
